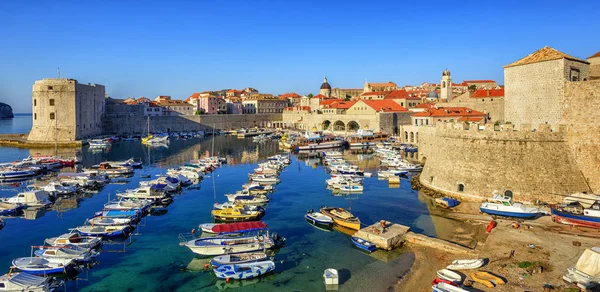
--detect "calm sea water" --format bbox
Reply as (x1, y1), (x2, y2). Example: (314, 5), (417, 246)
(0, 135), (437, 291)
(0, 113), (32, 134)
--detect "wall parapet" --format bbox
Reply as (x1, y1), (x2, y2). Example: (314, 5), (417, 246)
(433, 122), (567, 142)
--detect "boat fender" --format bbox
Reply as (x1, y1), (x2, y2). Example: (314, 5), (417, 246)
(486, 220), (497, 233)
(204, 263), (209, 269)
(191, 229), (195, 234)
(226, 277), (231, 283)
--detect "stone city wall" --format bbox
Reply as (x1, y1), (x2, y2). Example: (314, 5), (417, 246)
(563, 80), (600, 193)
(102, 114), (283, 135)
(281, 111), (411, 135)
(418, 122), (590, 203)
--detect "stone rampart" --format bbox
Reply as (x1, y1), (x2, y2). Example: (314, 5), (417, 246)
(102, 114), (282, 135)
(563, 80), (600, 193)
(419, 122), (589, 203)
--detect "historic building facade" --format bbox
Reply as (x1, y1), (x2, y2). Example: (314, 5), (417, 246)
(29, 78), (105, 142)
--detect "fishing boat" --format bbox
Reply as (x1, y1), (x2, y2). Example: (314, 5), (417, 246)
(0, 272), (59, 292)
(213, 202), (264, 212)
(75, 225), (131, 237)
(45, 232), (102, 249)
(320, 207), (361, 230)
(322, 151), (343, 158)
(249, 175), (279, 184)
(183, 234), (280, 256)
(87, 216), (133, 226)
(347, 130), (388, 149)
(436, 269), (462, 284)
(213, 260), (275, 280)
(551, 202), (600, 228)
(34, 244), (97, 262)
(116, 186), (167, 202)
(351, 237), (377, 252)
(227, 195), (270, 205)
(479, 194), (541, 219)
(212, 207), (263, 222)
(445, 259), (485, 270)
(469, 271), (505, 288)
(294, 132), (345, 151)
(199, 221), (268, 234)
(1, 190), (51, 208)
(339, 185), (363, 193)
(211, 252), (269, 268)
(0, 167), (37, 180)
(305, 210), (334, 227)
(11, 257), (75, 275)
(323, 268), (339, 285)
(432, 282), (469, 292)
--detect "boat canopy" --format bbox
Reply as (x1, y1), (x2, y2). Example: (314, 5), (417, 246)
(575, 247), (600, 277)
(150, 184), (167, 191)
(234, 196), (256, 200)
(9, 272), (48, 286)
(212, 221), (268, 234)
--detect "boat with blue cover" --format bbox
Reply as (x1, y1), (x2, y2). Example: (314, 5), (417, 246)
(75, 224), (132, 237)
(213, 260), (275, 280)
(351, 237), (377, 252)
(480, 194), (541, 219)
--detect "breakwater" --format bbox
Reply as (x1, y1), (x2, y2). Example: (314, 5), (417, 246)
(102, 113), (283, 135)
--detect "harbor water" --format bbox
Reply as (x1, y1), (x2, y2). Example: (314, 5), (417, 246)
(0, 134), (439, 291)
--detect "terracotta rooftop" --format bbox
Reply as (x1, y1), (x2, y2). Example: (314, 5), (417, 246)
(368, 82), (397, 87)
(312, 94), (331, 99)
(355, 100), (408, 112)
(361, 91), (389, 96)
(588, 51), (600, 59)
(412, 107), (484, 117)
(471, 88), (504, 98)
(320, 99), (356, 109)
(463, 80), (496, 83)
(504, 46), (589, 68)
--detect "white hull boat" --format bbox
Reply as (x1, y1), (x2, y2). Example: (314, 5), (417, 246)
(446, 258), (485, 270)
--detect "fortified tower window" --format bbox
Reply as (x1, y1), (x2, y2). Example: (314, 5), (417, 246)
(34, 113), (37, 120)
(34, 99), (36, 106)
(49, 99), (55, 106)
(49, 112), (55, 120)
(570, 67), (580, 81)
(458, 184), (465, 192)
(47, 86), (53, 90)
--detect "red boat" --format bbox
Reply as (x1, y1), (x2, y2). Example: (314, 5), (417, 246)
(431, 278), (457, 286)
(200, 221), (268, 234)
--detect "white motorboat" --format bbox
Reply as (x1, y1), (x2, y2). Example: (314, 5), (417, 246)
(184, 235), (275, 256)
(210, 252), (269, 268)
(249, 174), (279, 184)
(213, 201), (263, 212)
(87, 216), (133, 226)
(45, 232), (101, 249)
(116, 186), (167, 201)
(213, 260), (275, 280)
(1, 190), (51, 208)
(432, 282), (470, 292)
(436, 269), (463, 283)
(88, 139), (110, 148)
(41, 181), (78, 196)
(480, 194), (541, 219)
(339, 185), (363, 193)
(11, 257), (75, 275)
(34, 244), (97, 262)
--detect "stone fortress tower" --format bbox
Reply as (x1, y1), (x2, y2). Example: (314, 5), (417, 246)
(28, 78), (105, 142)
(319, 76), (332, 98)
(440, 69), (452, 102)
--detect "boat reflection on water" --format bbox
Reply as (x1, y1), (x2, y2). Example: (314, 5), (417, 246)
(332, 224), (357, 237)
(305, 218), (333, 232)
(22, 207), (47, 220)
(215, 276), (266, 290)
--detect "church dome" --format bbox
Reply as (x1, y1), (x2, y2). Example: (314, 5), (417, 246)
(442, 69), (451, 76)
(426, 91), (439, 99)
(320, 76), (331, 90)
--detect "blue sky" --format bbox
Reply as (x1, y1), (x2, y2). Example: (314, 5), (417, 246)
(1, 0), (598, 113)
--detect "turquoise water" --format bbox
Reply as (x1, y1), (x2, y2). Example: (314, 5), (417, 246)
(0, 113), (32, 134)
(0, 136), (436, 291)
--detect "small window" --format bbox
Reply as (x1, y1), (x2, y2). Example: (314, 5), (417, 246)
(49, 99), (55, 106)
(34, 113), (37, 120)
(458, 183), (465, 192)
(34, 99), (37, 106)
(48, 86), (53, 90)
(49, 112), (55, 120)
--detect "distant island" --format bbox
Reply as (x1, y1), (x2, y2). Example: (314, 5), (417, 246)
(0, 102), (14, 119)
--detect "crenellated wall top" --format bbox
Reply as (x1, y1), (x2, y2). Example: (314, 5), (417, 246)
(434, 121), (567, 141)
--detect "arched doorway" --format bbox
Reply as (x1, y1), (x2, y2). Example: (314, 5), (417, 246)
(322, 120), (331, 130)
(347, 121), (360, 131)
(333, 120), (345, 131)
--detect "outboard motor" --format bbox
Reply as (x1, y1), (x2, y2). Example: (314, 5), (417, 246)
(271, 232), (286, 248)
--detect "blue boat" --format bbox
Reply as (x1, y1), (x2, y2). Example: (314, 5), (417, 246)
(304, 211), (334, 227)
(213, 260), (275, 280)
(479, 195), (541, 219)
(351, 237), (377, 252)
(12, 257), (75, 275)
(75, 225), (131, 237)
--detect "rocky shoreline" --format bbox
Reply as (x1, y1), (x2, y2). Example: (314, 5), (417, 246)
(0, 102), (13, 119)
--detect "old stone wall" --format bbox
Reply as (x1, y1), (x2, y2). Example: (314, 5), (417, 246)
(102, 114), (282, 135)
(563, 80), (600, 193)
(504, 59), (566, 129)
(419, 122), (589, 203)
(29, 79), (77, 142)
(75, 82), (105, 139)
(281, 111), (411, 135)
(441, 98), (505, 122)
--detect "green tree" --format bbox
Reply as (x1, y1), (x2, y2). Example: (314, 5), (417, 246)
(468, 85), (477, 91)
(344, 95), (351, 101)
(195, 109), (205, 115)
(307, 93), (314, 98)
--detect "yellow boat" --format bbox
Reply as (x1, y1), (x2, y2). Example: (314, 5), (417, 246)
(469, 271), (505, 288)
(141, 135), (153, 145)
(211, 207), (263, 222)
(320, 207), (361, 230)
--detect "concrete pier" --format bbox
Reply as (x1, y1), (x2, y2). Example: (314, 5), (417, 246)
(354, 220), (410, 250)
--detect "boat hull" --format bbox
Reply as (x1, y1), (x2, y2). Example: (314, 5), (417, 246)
(296, 141), (345, 151)
(479, 207), (539, 219)
(551, 209), (600, 228)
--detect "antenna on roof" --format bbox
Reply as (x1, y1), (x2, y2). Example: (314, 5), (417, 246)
(57, 67), (60, 78)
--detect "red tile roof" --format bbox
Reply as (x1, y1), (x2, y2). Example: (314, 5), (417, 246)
(412, 107), (484, 117)
(463, 80), (496, 83)
(278, 92), (301, 100)
(361, 91), (389, 96)
(588, 51), (600, 59)
(471, 88), (504, 98)
(355, 100), (408, 112)
(321, 99), (356, 109)
(312, 94), (330, 99)
(416, 103), (435, 109)
(385, 89), (422, 100)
